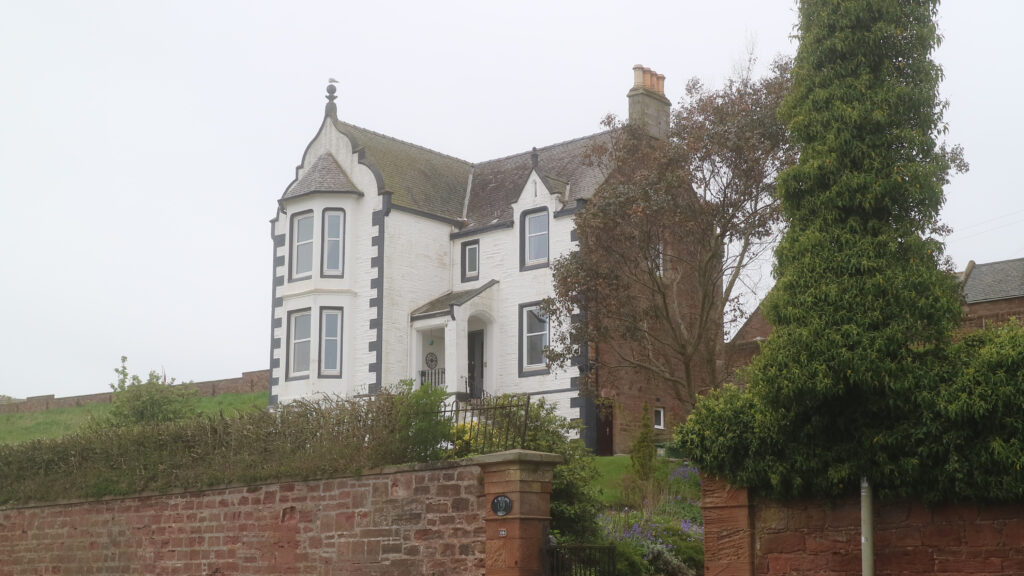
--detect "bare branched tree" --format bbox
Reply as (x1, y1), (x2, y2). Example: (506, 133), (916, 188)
(545, 55), (796, 411)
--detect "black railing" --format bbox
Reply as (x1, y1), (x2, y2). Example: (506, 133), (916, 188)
(549, 544), (617, 576)
(419, 367), (445, 387)
(440, 393), (530, 456)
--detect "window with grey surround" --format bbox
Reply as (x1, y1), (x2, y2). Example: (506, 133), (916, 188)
(291, 212), (314, 279)
(653, 407), (665, 430)
(322, 210), (345, 277)
(289, 309), (311, 378)
(461, 239), (479, 282)
(521, 304), (549, 371)
(320, 308), (343, 377)
(526, 212), (548, 263)
(520, 208), (549, 270)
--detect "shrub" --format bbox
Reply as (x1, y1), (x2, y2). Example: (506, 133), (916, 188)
(0, 386), (511, 506)
(631, 404), (656, 482)
(522, 397), (602, 543)
(600, 461), (704, 574)
(90, 357), (197, 429)
(680, 320), (1024, 503)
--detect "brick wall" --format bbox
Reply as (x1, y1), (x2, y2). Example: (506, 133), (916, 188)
(0, 370), (269, 415)
(702, 475), (1024, 575)
(961, 295), (1024, 332)
(0, 450), (560, 576)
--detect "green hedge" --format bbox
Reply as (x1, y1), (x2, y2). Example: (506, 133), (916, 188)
(0, 385), (458, 506)
(679, 320), (1024, 503)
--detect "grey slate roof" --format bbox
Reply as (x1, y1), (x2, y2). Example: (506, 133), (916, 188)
(963, 257), (1024, 303)
(331, 118), (472, 221)
(462, 132), (611, 230)
(283, 153), (362, 199)
(293, 103), (610, 229)
(411, 280), (499, 320)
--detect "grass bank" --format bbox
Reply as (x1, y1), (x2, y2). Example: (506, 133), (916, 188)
(0, 391), (268, 444)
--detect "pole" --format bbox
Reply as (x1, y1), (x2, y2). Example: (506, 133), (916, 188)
(861, 477), (874, 576)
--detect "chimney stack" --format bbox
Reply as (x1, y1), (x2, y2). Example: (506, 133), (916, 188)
(627, 64), (671, 139)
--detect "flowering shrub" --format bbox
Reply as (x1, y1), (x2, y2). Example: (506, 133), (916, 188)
(599, 463), (703, 574)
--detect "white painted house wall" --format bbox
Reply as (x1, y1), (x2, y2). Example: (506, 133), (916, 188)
(269, 117), (383, 403)
(382, 210), (453, 387)
(270, 123), (581, 422)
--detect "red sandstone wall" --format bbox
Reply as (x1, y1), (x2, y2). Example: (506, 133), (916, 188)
(0, 370), (270, 415)
(961, 295), (1024, 332)
(0, 460), (485, 575)
(754, 498), (1024, 575)
(702, 475), (1024, 576)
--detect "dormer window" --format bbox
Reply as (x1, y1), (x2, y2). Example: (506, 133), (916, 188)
(322, 209), (345, 277)
(520, 208), (549, 271)
(291, 211), (314, 280)
(461, 240), (480, 282)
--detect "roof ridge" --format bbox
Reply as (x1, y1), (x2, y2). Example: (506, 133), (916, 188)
(973, 256), (1024, 267)
(475, 129), (613, 165)
(334, 119), (473, 167)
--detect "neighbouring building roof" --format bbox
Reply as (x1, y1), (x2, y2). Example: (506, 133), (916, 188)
(962, 257), (1024, 303)
(283, 153), (363, 199)
(410, 280), (499, 320)
(331, 118), (472, 221)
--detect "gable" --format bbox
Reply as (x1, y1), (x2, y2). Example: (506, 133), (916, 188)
(462, 132), (611, 232)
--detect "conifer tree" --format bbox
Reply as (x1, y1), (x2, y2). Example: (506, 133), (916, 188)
(751, 0), (963, 497)
(684, 0), (966, 498)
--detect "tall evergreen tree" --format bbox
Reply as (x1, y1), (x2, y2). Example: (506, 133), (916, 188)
(723, 0), (963, 497)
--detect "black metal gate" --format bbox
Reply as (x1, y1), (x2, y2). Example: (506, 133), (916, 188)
(548, 544), (616, 576)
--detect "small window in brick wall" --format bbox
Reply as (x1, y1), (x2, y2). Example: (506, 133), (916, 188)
(653, 407), (666, 430)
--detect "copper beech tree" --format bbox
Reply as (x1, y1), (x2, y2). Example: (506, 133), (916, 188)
(545, 57), (796, 410)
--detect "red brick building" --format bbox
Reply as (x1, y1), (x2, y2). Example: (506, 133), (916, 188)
(727, 256), (1024, 368)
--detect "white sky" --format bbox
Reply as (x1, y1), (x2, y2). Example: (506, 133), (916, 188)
(1, 1), (1020, 400)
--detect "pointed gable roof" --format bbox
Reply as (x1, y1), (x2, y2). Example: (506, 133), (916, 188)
(283, 153), (362, 199)
(462, 132), (611, 231)
(963, 257), (1024, 303)
(410, 280), (500, 320)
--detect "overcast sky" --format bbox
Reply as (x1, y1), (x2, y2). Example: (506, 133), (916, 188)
(1, 1), (1020, 400)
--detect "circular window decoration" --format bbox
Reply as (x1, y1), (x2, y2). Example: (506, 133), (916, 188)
(425, 352), (438, 369)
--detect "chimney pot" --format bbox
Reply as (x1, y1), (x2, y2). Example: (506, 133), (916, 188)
(627, 65), (670, 140)
(633, 64), (645, 88)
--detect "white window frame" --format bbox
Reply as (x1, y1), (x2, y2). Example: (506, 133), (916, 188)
(288, 309), (311, 379)
(466, 243), (479, 277)
(322, 210), (345, 277)
(525, 212), (549, 265)
(521, 304), (549, 371)
(291, 212), (314, 280)
(653, 407), (666, 430)
(319, 308), (343, 377)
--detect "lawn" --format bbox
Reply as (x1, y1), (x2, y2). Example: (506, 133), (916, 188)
(0, 391), (269, 444)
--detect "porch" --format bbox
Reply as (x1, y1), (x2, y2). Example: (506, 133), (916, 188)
(409, 280), (499, 401)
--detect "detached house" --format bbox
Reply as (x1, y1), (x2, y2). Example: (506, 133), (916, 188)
(268, 66), (675, 441)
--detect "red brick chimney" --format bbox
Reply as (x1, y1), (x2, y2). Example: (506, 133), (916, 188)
(627, 64), (671, 140)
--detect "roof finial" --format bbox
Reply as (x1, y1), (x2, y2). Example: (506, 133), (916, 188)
(531, 146), (539, 169)
(325, 80), (338, 119)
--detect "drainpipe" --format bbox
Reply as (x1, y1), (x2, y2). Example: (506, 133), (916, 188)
(861, 477), (875, 576)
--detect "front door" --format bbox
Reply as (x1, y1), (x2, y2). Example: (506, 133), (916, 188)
(467, 330), (484, 399)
